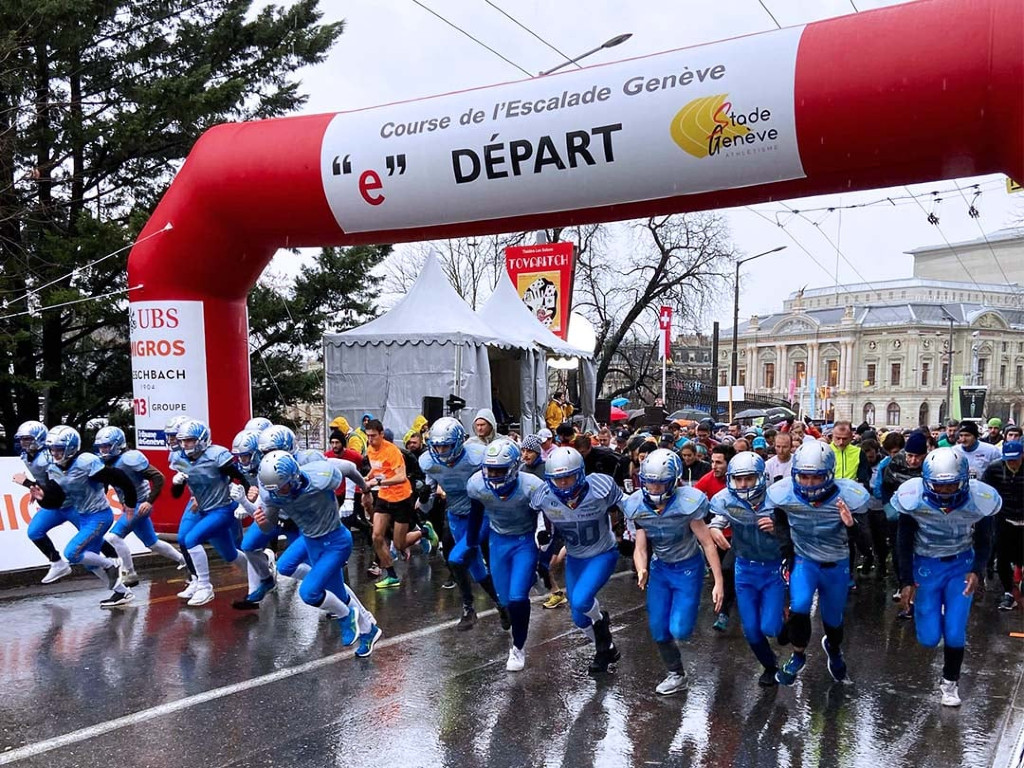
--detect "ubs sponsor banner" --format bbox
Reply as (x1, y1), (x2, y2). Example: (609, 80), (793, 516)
(0, 457), (143, 572)
(506, 242), (575, 340)
(320, 26), (804, 233)
(129, 301), (209, 449)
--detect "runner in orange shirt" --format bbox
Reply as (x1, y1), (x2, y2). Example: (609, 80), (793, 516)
(363, 419), (423, 589)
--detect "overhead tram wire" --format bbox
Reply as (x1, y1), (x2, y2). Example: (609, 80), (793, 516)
(481, 0), (579, 69)
(903, 185), (987, 295)
(410, 0), (534, 78)
(758, 180), (1002, 218)
(0, 223), (172, 306)
(952, 182), (1015, 288)
(756, 0), (782, 28)
(0, 284), (143, 323)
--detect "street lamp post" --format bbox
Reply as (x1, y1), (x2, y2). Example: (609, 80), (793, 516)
(730, 246), (787, 421)
(538, 33), (632, 76)
(939, 306), (956, 422)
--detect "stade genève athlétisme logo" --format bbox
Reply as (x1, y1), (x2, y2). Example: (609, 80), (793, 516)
(670, 94), (781, 159)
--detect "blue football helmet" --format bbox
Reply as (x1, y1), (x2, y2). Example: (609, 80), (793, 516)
(258, 450), (304, 501)
(427, 417), (467, 467)
(94, 426), (127, 460)
(791, 442), (837, 503)
(46, 425), (81, 468)
(15, 420), (48, 455)
(727, 451), (768, 505)
(545, 447), (587, 502)
(639, 448), (682, 507)
(923, 447), (970, 510)
(245, 416), (273, 433)
(164, 414), (191, 449)
(483, 438), (521, 496)
(257, 425), (296, 455)
(177, 419), (211, 460)
(231, 429), (262, 474)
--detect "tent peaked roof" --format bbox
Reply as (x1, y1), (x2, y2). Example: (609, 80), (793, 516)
(479, 272), (591, 358)
(329, 252), (522, 348)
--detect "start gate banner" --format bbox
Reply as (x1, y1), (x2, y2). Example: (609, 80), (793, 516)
(0, 457), (145, 573)
(505, 242), (576, 340)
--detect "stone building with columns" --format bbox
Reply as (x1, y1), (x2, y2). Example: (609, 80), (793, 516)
(727, 271), (1024, 429)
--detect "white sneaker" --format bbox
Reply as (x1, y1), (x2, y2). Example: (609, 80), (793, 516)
(506, 646), (526, 672)
(187, 583), (215, 607)
(176, 578), (200, 600)
(41, 560), (72, 584)
(656, 671), (688, 696)
(939, 678), (961, 707)
(264, 548), (277, 579)
(121, 569), (140, 588)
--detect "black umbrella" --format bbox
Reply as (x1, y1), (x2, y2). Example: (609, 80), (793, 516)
(734, 408), (767, 420)
(669, 408), (710, 422)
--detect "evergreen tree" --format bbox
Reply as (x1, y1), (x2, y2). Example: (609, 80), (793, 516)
(0, 1), (342, 445)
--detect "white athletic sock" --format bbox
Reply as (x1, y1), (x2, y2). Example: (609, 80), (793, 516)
(581, 624), (596, 643)
(245, 548), (271, 581)
(345, 585), (375, 633)
(292, 563), (312, 581)
(150, 539), (186, 566)
(188, 545), (210, 585)
(105, 533), (134, 572)
(318, 589), (350, 618)
(584, 599), (602, 625)
(86, 565), (126, 594)
(242, 552), (264, 592)
(81, 551), (116, 570)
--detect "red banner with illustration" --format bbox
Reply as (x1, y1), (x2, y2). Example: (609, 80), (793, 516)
(504, 242), (575, 340)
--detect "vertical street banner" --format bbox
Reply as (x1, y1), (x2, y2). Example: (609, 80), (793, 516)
(658, 306), (673, 359)
(129, 301), (210, 448)
(505, 242), (576, 340)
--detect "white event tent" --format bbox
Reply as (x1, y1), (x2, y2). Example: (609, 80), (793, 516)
(324, 254), (591, 436)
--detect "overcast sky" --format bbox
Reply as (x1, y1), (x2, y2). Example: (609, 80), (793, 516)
(262, 0), (1024, 330)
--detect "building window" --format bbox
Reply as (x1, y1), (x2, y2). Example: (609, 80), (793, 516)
(942, 362), (949, 386)
(921, 362), (930, 387)
(886, 402), (901, 426)
(794, 361), (806, 388)
(863, 402), (875, 425)
(978, 359), (988, 384)
(1003, 342), (1008, 352)
(1019, 342), (1023, 353)
(739, 368), (746, 387)
(890, 362), (901, 387)
(827, 359), (839, 387)
(1017, 365), (1023, 389)
(1001, 364), (1007, 389)
(764, 363), (775, 389)
(719, 370), (728, 386)
(919, 402), (930, 426)
(866, 363), (876, 387)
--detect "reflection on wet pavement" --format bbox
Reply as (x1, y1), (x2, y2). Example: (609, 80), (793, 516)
(0, 548), (1020, 768)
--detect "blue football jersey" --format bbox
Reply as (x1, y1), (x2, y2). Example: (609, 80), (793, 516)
(420, 442), (486, 517)
(623, 486), (708, 563)
(709, 488), (782, 562)
(466, 471), (544, 536)
(47, 452), (111, 514)
(532, 474), (622, 559)
(767, 477), (869, 563)
(891, 477), (1001, 558)
(170, 444), (234, 512)
(260, 460), (342, 538)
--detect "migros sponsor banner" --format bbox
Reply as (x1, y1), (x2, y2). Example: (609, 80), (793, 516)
(505, 242), (575, 340)
(319, 25), (804, 233)
(0, 457), (144, 572)
(129, 301), (209, 449)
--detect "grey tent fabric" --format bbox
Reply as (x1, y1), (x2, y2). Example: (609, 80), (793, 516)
(324, 254), (532, 436)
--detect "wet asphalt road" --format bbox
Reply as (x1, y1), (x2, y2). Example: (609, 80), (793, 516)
(0, 545), (1021, 768)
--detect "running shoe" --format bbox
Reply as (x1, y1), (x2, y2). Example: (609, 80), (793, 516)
(939, 678), (961, 707)
(542, 591), (567, 609)
(374, 575), (401, 590)
(655, 671), (687, 695)
(506, 645), (526, 672)
(821, 636), (847, 682)
(355, 624), (383, 657)
(100, 589), (134, 608)
(41, 560), (72, 585)
(775, 653), (806, 686)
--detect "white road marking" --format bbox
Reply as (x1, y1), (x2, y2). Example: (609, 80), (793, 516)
(0, 572), (636, 764)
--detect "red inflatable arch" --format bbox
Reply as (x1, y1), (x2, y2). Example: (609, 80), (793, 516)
(128, 0), (1023, 530)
